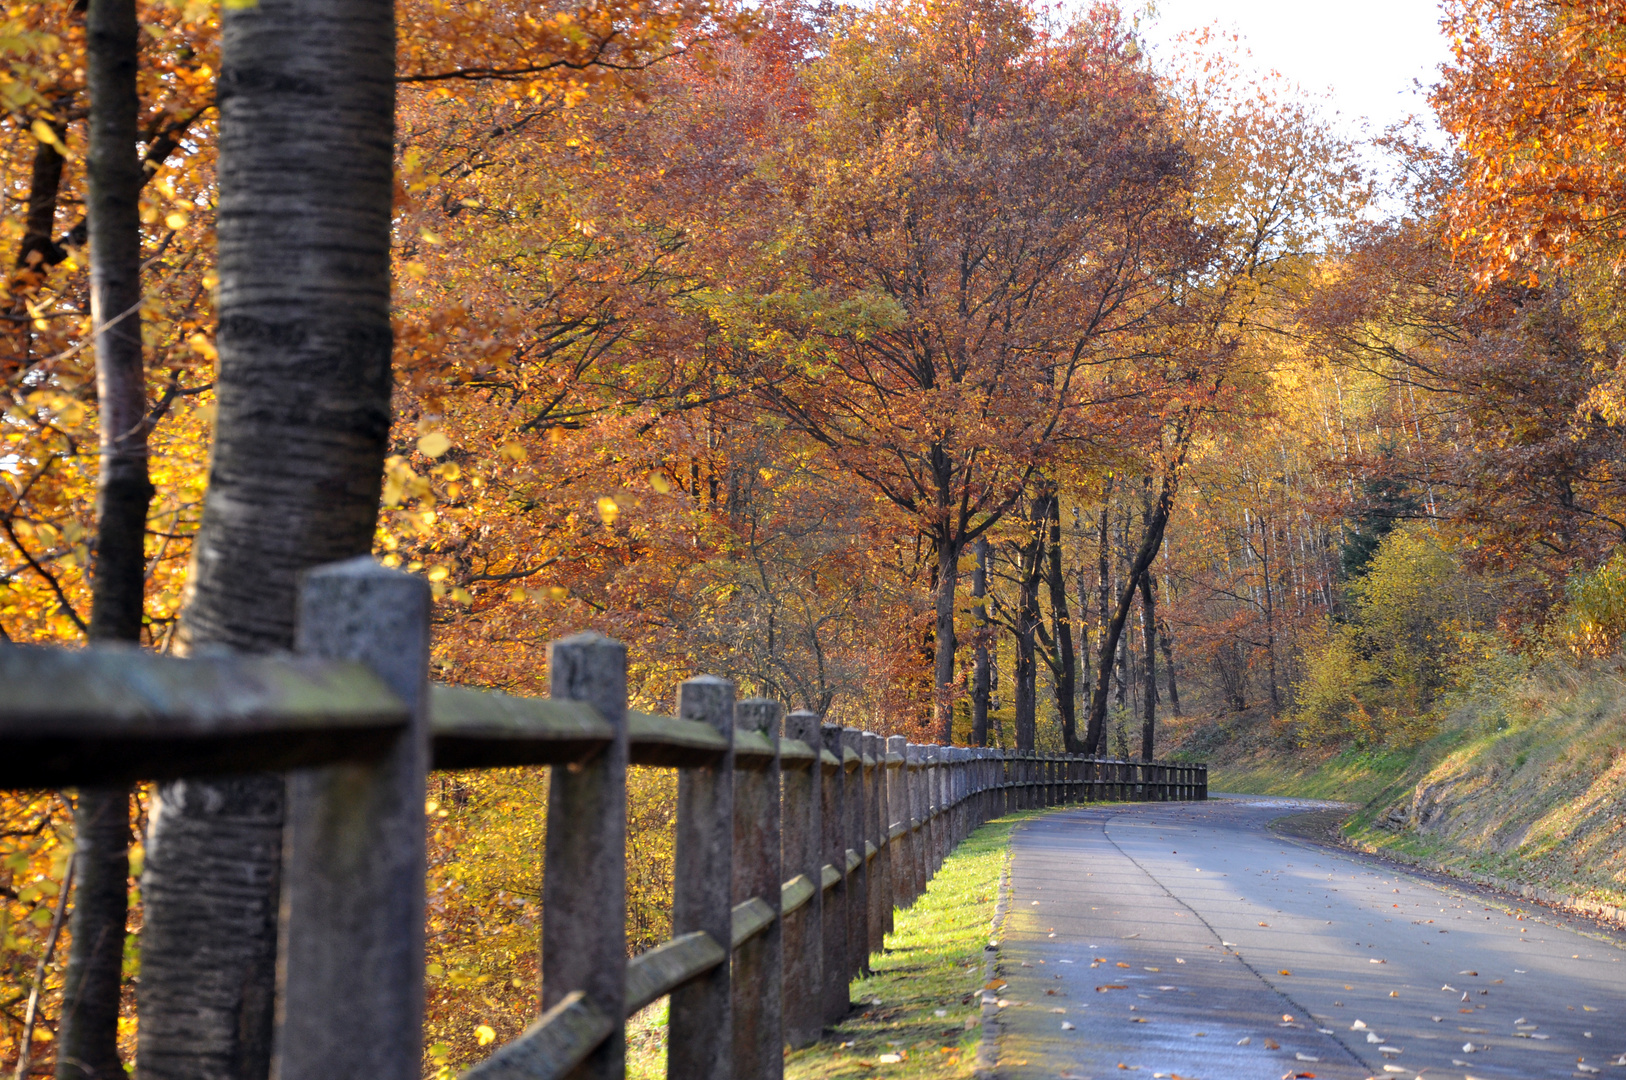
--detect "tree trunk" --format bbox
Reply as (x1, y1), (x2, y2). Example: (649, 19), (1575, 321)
(58, 4), (146, 1076)
(17, 126), (66, 270)
(138, 3), (396, 1079)
(1045, 493), (1080, 752)
(1138, 573), (1156, 761)
(1157, 609), (1180, 716)
(970, 536), (990, 747)
(1012, 493), (1045, 751)
(932, 530), (960, 744)
(1084, 474), (1178, 755)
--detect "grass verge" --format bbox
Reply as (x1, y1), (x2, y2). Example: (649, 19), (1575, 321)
(783, 811), (1043, 1080)
(625, 811), (1040, 1080)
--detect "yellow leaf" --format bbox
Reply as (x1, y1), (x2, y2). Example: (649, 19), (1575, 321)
(427, 566), (449, 582)
(649, 471), (672, 494)
(498, 442), (526, 462)
(418, 432), (451, 458)
(30, 119), (67, 156)
(597, 496), (619, 524)
(165, 212), (189, 230)
(475, 1025), (496, 1046)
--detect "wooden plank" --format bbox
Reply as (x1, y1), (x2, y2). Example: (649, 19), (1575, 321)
(624, 932), (726, 1017)
(429, 685), (610, 768)
(628, 709), (729, 767)
(778, 737), (816, 765)
(780, 709), (824, 1049)
(668, 676), (735, 1080)
(730, 896), (776, 949)
(275, 559), (431, 1080)
(732, 726), (776, 766)
(462, 991), (613, 1080)
(780, 874), (815, 917)
(0, 646), (405, 788)
(731, 698), (782, 1080)
(542, 633), (628, 1080)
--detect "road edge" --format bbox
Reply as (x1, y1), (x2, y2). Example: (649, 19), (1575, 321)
(1267, 805), (1626, 944)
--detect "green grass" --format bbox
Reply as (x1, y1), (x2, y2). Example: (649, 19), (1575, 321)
(1209, 744), (1421, 804)
(625, 811), (1042, 1080)
(786, 811), (1043, 1080)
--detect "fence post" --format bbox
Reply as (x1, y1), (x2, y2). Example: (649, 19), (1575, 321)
(820, 723), (849, 1024)
(781, 709), (823, 1048)
(885, 735), (908, 921)
(904, 744), (924, 904)
(669, 676), (736, 1079)
(541, 633), (630, 1079)
(733, 698), (782, 1080)
(841, 728), (868, 979)
(275, 558), (430, 1080)
(863, 732), (885, 960)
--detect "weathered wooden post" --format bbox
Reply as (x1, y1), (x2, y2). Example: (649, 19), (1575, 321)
(841, 728), (868, 979)
(891, 738), (904, 943)
(545, 631), (630, 1079)
(863, 732), (886, 958)
(781, 709), (824, 1048)
(820, 723), (849, 1024)
(277, 558), (430, 1080)
(905, 744), (925, 904)
(669, 676), (736, 1079)
(733, 698), (782, 1080)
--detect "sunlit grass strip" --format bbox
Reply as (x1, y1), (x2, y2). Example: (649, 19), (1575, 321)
(785, 810), (1047, 1080)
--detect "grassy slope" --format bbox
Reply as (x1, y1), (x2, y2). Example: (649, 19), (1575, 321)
(1166, 663), (1626, 912)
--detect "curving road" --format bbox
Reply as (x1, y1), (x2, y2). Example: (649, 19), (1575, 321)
(987, 796), (1626, 1080)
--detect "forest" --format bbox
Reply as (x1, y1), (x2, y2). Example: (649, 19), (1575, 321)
(4, 0), (1626, 1075)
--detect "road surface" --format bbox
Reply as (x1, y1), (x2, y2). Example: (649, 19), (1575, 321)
(988, 796), (1626, 1080)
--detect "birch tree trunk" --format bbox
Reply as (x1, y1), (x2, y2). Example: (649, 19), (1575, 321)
(138, 2), (395, 1077)
(1044, 493), (1080, 752)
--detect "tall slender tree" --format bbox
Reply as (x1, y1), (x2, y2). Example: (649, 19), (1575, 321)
(57, 2), (145, 1077)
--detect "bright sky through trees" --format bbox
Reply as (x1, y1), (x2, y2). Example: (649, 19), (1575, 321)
(1136, 0), (1453, 141)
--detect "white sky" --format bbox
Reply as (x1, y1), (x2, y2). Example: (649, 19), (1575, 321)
(1134, 0), (1455, 143)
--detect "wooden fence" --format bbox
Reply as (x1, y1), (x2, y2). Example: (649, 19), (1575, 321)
(0, 558), (1206, 1080)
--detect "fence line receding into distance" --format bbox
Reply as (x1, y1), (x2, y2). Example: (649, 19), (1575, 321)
(0, 557), (1207, 1080)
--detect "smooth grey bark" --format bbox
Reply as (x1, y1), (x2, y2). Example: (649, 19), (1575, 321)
(1012, 493), (1045, 752)
(932, 530), (959, 744)
(970, 537), (990, 747)
(1042, 493), (1080, 753)
(139, 2), (395, 1078)
(59, 4), (146, 1076)
(1138, 573), (1156, 761)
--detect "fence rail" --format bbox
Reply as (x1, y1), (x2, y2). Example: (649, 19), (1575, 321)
(0, 557), (1206, 1080)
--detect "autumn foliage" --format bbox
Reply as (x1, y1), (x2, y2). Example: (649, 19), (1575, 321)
(12, 0), (1626, 1073)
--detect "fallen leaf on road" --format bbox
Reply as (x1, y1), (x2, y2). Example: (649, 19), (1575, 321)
(1117, 962), (1132, 968)
(1351, 1020), (1368, 1030)
(1096, 985), (1128, 992)
(1061, 1021), (1076, 1030)
(1259, 922), (1270, 927)
(1279, 970), (1293, 976)
(1264, 1038), (1280, 1050)
(1295, 1053), (1320, 1062)
(1237, 1037), (1251, 1045)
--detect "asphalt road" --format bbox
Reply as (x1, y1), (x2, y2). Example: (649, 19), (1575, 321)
(988, 796), (1626, 1080)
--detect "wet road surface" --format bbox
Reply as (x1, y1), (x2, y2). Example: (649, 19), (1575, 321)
(988, 796), (1626, 1080)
